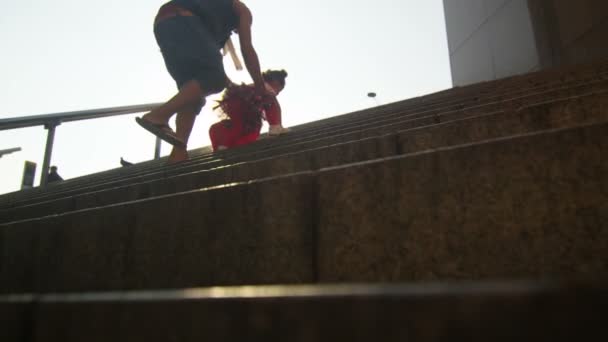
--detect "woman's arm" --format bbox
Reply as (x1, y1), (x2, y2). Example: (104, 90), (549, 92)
(233, 0), (265, 94)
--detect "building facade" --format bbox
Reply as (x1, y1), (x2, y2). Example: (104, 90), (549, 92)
(444, 0), (608, 86)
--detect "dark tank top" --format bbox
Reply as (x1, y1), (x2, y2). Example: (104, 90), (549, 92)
(170, 0), (238, 46)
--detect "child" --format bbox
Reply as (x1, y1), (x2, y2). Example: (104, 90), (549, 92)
(209, 69), (289, 151)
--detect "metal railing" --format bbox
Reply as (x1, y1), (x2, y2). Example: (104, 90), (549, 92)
(0, 103), (164, 186)
(0, 147), (21, 158)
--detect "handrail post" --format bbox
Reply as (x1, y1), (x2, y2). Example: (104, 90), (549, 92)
(154, 137), (162, 160)
(40, 121), (60, 186)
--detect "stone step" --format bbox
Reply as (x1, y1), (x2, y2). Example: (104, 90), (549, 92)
(2, 89), (608, 224)
(47, 68), (608, 174)
(233, 76), (608, 157)
(0, 85), (476, 205)
(286, 72), (608, 139)
(1, 281), (606, 341)
(497, 57), (608, 90)
(56, 57), (608, 183)
(292, 57), (608, 131)
(2, 85), (607, 224)
(1, 122), (606, 293)
(4, 60), (607, 206)
(4, 74), (608, 214)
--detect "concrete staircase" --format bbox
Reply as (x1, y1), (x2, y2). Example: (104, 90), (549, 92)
(1, 60), (608, 340)
(3, 282), (606, 341)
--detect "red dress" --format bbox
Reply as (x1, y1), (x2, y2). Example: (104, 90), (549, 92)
(209, 84), (282, 151)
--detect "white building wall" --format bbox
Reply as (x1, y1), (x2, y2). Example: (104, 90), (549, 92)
(444, 0), (540, 86)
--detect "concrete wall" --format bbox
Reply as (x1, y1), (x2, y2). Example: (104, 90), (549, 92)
(444, 1), (608, 86)
(444, 0), (540, 86)
(528, 0), (608, 68)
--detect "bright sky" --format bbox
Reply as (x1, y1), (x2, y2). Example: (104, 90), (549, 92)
(0, 0), (452, 195)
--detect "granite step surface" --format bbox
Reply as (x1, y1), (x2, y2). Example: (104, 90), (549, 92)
(2, 90), (608, 224)
(2, 281), (606, 342)
(3, 74), (608, 214)
(1, 122), (607, 293)
(3, 59), (607, 207)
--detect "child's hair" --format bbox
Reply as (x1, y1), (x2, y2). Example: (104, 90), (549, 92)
(262, 69), (288, 87)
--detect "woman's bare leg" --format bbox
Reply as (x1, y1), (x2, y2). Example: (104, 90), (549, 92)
(142, 80), (203, 126)
(168, 100), (205, 163)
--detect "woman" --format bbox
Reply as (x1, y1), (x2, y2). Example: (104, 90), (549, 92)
(136, 0), (269, 163)
(209, 70), (290, 151)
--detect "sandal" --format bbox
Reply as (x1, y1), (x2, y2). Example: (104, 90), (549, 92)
(136, 117), (185, 147)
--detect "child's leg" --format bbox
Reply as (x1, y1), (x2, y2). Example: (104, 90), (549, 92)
(209, 121), (232, 151)
(233, 131), (261, 147)
(209, 119), (246, 151)
(209, 122), (222, 151)
(233, 123), (262, 147)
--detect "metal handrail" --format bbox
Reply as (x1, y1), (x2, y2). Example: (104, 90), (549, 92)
(0, 147), (21, 158)
(0, 103), (163, 130)
(0, 103), (163, 186)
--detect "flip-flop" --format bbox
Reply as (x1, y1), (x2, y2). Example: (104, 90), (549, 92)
(136, 117), (185, 147)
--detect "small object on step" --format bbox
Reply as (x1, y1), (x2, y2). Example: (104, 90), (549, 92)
(120, 157), (133, 167)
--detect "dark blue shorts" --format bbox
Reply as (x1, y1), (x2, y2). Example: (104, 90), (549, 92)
(154, 15), (227, 95)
